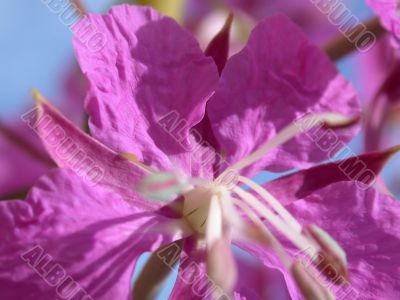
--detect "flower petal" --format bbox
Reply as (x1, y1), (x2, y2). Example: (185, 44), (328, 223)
(205, 13), (233, 75)
(263, 146), (400, 206)
(233, 249), (291, 300)
(73, 4), (219, 177)
(238, 182), (400, 299)
(207, 14), (360, 176)
(0, 121), (51, 198)
(31, 92), (157, 211)
(287, 182), (400, 299)
(0, 169), (185, 300)
(233, 241), (300, 300)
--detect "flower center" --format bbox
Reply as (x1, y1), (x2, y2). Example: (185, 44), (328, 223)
(182, 184), (227, 234)
(136, 112), (356, 296)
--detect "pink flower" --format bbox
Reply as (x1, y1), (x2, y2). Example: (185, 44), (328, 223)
(1, 4), (399, 299)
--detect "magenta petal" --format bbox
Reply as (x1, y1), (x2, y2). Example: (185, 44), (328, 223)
(0, 170), (183, 300)
(286, 182), (400, 299)
(32, 96), (158, 211)
(233, 241), (300, 300)
(0, 122), (51, 197)
(207, 14), (360, 176)
(240, 182), (400, 299)
(263, 146), (400, 206)
(233, 251), (290, 300)
(73, 4), (219, 177)
(205, 13), (233, 75)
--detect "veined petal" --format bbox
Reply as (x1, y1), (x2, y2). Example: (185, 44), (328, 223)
(238, 182), (400, 299)
(233, 251), (291, 300)
(0, 170), (185, 300)
(233, 241), (300, 300)
(287, 182), (400, 299)
(207, 14), (360, 176)
(73, 4), (219, 178)
(31, 92), (156, 211)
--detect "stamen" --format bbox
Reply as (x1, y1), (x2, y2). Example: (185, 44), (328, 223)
(230, 197), (292, 268)
(233, 186), (319, 258)
(233, 196), (338, 300)
(217, 113), (357, 179)
(302, 224), (349, 284)
(291, 259), (335, 300)
(238, 176), (302, 232)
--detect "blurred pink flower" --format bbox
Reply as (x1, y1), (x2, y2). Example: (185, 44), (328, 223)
(185, 0), (338, 47)
(367, 0), (400, 44)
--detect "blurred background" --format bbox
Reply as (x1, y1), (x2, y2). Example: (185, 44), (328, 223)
(1, 0), (399, 298)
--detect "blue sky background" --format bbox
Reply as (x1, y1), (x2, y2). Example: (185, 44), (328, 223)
(1, 1), (394, 299)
